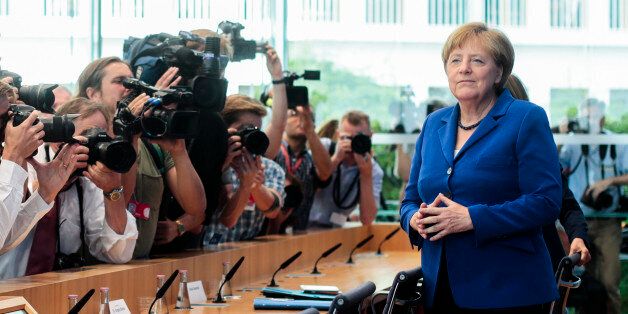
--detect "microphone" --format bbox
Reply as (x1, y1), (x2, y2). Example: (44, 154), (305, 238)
(347, 234), (374, 264)
(376, 227), (401, 255)
(311, 243), (342, 274)
(148, 269), (179, 314)
(268, 251), (302, 287)
(67, 288), (95, 314)
(214, 256), (245, 303)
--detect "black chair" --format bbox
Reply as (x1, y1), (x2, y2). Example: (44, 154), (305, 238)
(381, 267), (423, 314)
(328, 281), (376, 314)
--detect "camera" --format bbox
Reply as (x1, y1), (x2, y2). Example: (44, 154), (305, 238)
(260, 70), (320, 110)
(114, 78), (199, 139)
(124, 33), (228, 113)
(218, 21), (268, 62)
(581, 189), (614, 211)
(0, 68), (58, 113)
(551, 119), (584, 134)
(9, 104), (75, 142)
(351, 133), (372, 155)
(80, 127), (137, 173)
(235, 125), (269, 156)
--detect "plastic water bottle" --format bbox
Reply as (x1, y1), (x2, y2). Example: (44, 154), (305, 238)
(98, 287), (110, 314)
(175, 270), (192, 309)
(67, 294), (78, 311)
(219, 261), (233, 297)
(151, 274), (169, 314)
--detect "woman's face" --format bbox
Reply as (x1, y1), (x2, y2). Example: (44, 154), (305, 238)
(446, 39), (503, 104)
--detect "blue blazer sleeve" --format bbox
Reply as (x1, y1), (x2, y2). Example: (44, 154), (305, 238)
(468, 106), (562, 245)
(400, 119), (427, 248)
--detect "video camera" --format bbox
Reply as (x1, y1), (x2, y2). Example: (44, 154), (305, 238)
(260, 70), (321, 110)
(113, 78), (199, 139)
(9, 104), (75, 143)
(124, 33), (228, 113)
(217, 21), (268, 62)
(0, 68), (58, 114)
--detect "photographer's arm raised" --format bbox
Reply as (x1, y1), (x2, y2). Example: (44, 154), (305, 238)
(355, 153), (379, 225)
(263, 45), (288, 159)
(220, 151), (257, 228)
(300, 106), (332, 181)
(586, 174), (628, 200)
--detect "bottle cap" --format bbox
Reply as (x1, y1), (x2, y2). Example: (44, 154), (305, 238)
(99, 287), (109, 292)
(68, 294), (79, 298)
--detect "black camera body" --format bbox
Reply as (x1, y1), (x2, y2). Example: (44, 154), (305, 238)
(218, 21), (267, 62)
(0, 69), (58, 113)
(581, 189), (614, 211)
(351, 133), (372, 155)
(81, 127), (136, 173)
(10, 104), (75, 143)
(236, 125), (269, 156)
(114, 78), (199, 139)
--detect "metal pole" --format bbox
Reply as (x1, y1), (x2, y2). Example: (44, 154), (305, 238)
(91, 0), (102, 60)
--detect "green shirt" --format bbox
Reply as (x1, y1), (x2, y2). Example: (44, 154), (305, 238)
(132, 140), (174, 258)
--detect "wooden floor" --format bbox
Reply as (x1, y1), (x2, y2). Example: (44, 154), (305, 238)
(0, 223), (419, 313)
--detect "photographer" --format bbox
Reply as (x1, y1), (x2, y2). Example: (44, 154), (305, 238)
(77, 57), (206, 257)
(268, 105), (333, 233)
(203, 95), (285, 244)
(0, 82), (87, 254)
(560, 98), (628, 314)
(309, 111), (383, 227)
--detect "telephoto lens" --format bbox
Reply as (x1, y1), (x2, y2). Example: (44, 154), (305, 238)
(81, 127), (137, 173)
(351, 133), (372, 155)
(236, 125), (269, 156)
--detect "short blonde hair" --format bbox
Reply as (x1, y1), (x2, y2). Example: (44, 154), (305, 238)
(221, 94), (267, 126)
(341, 110), (371, 130)
(56, 97), (112, 126)
(441, 22), (514, 91)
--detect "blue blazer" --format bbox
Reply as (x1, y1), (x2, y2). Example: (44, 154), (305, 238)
(400, 89), (562, 309)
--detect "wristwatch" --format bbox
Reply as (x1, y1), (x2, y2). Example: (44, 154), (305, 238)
(103, 186), (124, 201)
(175, 219), (186, 236)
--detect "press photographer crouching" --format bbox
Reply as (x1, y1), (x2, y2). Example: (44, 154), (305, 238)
(203, 95), (286, 245)
(0, 96), (139, 279)
(309, 111), (383, 228)
(0, 82), (85, 255)
(77, 57), (206, 258)
(560, 98), (628, 314)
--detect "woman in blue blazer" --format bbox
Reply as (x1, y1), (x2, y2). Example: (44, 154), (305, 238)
(400, 22), (562, 313)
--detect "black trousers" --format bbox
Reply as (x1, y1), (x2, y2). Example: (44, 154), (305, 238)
(426, 254), (547, 314)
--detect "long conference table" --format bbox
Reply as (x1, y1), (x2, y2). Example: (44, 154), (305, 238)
(0, 223), (420, 313)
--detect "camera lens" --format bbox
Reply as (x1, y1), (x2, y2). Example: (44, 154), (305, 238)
(351, 133), (372, 155)
(41, 115), (75, 143)
(95, 140), (136, 173)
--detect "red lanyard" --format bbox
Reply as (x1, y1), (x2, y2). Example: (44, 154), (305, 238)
(280, 145), (303, 175)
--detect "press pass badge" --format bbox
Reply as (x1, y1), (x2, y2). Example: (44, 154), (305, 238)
(128, 200), (150, 220)
(330, 212), (348, 227)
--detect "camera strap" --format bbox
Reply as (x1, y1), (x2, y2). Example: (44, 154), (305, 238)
(332, 164), (361, 210)
(55, 180), (87, 266)
(280, 144), (304, 176)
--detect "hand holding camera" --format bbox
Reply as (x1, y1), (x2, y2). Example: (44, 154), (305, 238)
(265, 45), (283, 80)
(83, 161), (123, 195)
(233, 148), (261, 190)
(2, 110), (44, 164)
(30, 143), (89, 204)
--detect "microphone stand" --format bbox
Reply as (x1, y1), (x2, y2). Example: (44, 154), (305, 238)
(268, 251), (302, 287)
(376, 227), (401, 255)
(148, 269), (179, 314)
(214, 256), (245, 303)
(347, 234), (374, 264)
(312, 243), (342, 274)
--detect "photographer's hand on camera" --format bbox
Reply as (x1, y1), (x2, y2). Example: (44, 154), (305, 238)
(354, 152), (373, 177)
(223, 128), (242, 171)
(2, 111), (44, 165)
(154, 67), (182, 90)
(83, 162), (127, 234)
(331, 137), (352, 169)
(29, 143), (89, 204)
(586, 178), (614, 201)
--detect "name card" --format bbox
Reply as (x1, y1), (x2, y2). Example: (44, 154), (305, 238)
(109, 299), (131, 314)
(187, 280), (208, 304)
